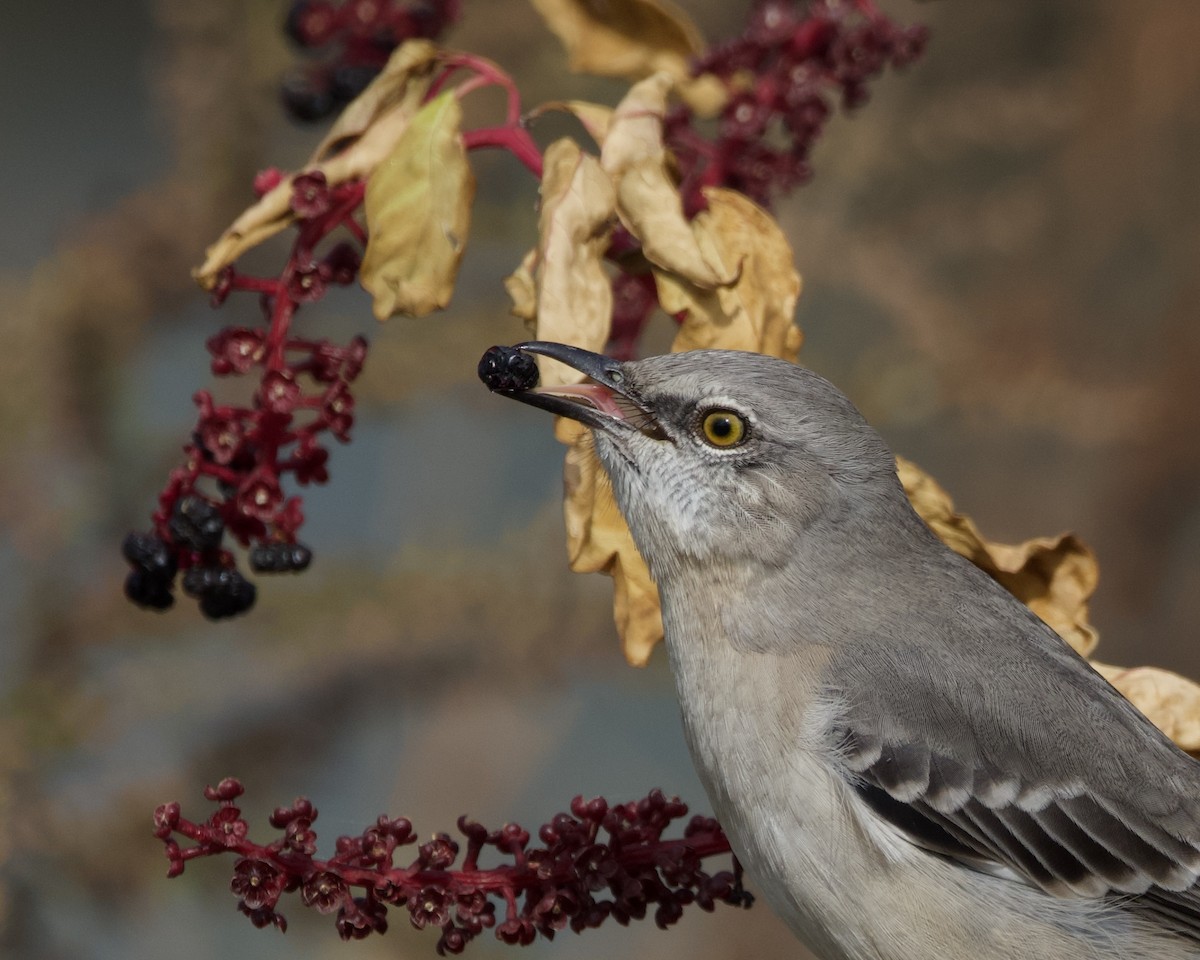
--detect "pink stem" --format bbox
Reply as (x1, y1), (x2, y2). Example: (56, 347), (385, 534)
(463, 126), (543, 178)
(230, 274), (284, 295)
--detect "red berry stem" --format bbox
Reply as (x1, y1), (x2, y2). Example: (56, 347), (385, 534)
(462, 127), (544, 179)
(155, 779), (751, 953)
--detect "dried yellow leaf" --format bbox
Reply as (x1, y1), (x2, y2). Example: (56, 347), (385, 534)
(617, 161), (735, 289)
(531, 0), (705, 86)
(1091, 662), (1200, 753)
(193, 41), (438, 289)
(656, 187), (803, 360)
(562, 438), (664, 666)
(601, 75), (733, 289)
(896, 456), (1100, 657)
(554, 179), (800, 663)
(504, 248), (539, 327)
(308, 41), (440, 165)
(600, 72), (672, 178)
(360, 91), (476, 320)
(532, 139), (617, 386)
(503, 140), (616, 383)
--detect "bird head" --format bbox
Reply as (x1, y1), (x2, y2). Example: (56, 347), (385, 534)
(483, 342), (900, 582)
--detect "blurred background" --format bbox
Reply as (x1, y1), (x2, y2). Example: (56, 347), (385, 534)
(2, 1), (1198, 958)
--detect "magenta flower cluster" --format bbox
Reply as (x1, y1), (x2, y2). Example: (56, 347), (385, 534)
(155, 778), (751, 953)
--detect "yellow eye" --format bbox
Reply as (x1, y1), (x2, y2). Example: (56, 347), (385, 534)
(700, 409), (746, 447)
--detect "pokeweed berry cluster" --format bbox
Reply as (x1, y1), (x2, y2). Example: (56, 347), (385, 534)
(670, 0), (928, 209)
(610, 0), (927, 356)
(155, 778), (751, 953)
(123, 0), (926, 618)
(283, 0), (462, 121)
(122, 173), (369, 619)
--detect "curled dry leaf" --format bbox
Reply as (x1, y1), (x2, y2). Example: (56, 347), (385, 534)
(308, 41), (440, 166)
(510, 136), (638, 652)
(602, 74), (733, 289)
(658, 187), (803, 360)
(617, 161), (735, 289)
(504, 248), (539, 326)
(562, 435), (664, 666)
(360, 91), (476, 320)
(529, 138), (617, 386)
(896, 456), (1099, 658)
(557, 183), (802, 664)
(1091, 663), (1200, 754)
(531, 0), (704, 84)
(600, 71), (672, 176)
(193, 41), (439, 288)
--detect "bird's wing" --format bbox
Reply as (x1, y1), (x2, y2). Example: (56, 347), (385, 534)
(824, 566), (1200, 932)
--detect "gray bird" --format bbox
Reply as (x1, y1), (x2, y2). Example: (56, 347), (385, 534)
(484, 341), (1200, 960)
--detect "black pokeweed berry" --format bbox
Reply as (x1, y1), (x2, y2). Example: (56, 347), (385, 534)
(169, 495), (226, 553)
(198, 567), (257, 620)
(478, 346), (539, 393)
(124, 568), (175, 610)
(122, 532), (178, 579)
(250, 541), (313, 573)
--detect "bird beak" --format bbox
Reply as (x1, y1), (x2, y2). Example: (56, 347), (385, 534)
(480, 341), (664, 438)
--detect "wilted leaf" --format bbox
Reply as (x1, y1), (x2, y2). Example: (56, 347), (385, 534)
(555, 172), (799, 663)
(531, 0), (704, 85)
(601, 74), (733, 288)
(193, 178), (298, 288)
(896, 456), (1099, 657)
(308, 40), (440, 165)
(504, 247), (539, 326)
(562, 438), (664, 666)
(531, 138), (617, 386)
(360, 91), (476, 320)
(1091, 663), (1200, 753)
(193, 41), (439, 289)
(656, 187), (803, 359)
(616, 161), (733, 288)
(601, 72), (672, 177)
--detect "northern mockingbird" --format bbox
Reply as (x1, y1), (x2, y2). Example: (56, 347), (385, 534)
(482, 341), (1200, 960)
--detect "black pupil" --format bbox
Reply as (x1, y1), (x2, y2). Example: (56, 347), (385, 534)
(710, 415), (733, 438)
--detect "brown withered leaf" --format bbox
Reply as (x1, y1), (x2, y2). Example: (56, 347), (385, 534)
(531, 0), (704, 85)
(308, 40), (440, 166)
(504, 247), (539, 327)
(557, 183), (799, 664)
(562, 437), (664, 666)
(896, 456), (1099, 657)
(1091, 663), (1200, 753)
(602, 75), (734, 288)
(656, 187), (803, 360)
(360, 91), (476, 320)
(193, 41), (438, 289)
(617, 161), (736, 289)
(531, 138), (617, 386)
(601, 72), (672, 177)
